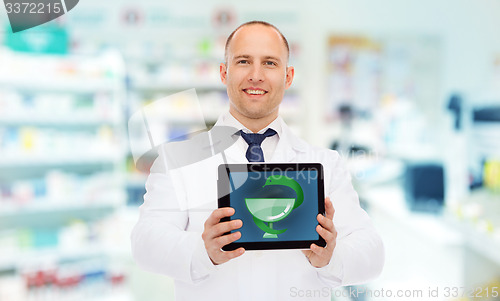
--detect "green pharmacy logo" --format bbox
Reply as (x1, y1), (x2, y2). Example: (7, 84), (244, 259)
(245, 175), (303, 238)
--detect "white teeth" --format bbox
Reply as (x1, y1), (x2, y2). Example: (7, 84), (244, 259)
(245, 89), (265, 95)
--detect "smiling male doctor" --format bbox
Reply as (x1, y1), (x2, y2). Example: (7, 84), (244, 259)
(131, 21), (384, 301)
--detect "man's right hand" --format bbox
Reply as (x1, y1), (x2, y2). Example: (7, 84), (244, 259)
(202, 207), (245, 265)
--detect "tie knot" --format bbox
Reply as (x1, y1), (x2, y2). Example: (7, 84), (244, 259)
(240, 128), (277, 146)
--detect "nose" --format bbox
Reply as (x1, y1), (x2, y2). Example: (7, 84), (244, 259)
(248, 64), (264, 82)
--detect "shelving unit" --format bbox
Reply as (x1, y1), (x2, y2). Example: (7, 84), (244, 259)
(354, 156), (500, 294)
(0, 201), (116, 224)
(0, 49), (130, 300)
(446, 189), (500, 289)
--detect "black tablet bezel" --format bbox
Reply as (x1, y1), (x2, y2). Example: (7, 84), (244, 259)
(217, 163), (326, 251)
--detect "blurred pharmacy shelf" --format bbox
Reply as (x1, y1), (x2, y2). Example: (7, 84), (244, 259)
(0, 49), (131, 300)
(0, 202), (117, 229)
(355, 159), (500, 292)
(358, 182), (463, 246)
(0, 254), (130, 301)
(358, 181), (466, 295)
(447, 217), (500, 267)
(0, 77), (119, 94)
(0, 243), (109, 271)
(446, 189), (500, 266)
(0, 116), (120, 126)
(0, 154), (123, 168)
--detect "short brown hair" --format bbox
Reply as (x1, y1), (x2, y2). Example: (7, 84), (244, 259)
(224, 21), (290, 64)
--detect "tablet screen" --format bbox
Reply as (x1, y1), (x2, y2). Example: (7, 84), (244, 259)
(218, 163), (325, 250)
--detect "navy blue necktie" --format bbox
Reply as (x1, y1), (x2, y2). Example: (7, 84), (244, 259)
(239, 128), (277, 162)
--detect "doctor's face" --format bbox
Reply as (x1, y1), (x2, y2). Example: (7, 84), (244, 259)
(220, 24), (294, 124)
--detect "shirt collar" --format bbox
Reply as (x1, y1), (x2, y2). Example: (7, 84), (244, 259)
(221, 111), (282, 137)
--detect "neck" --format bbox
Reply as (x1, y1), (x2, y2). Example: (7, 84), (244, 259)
(229, 109), (278, 133)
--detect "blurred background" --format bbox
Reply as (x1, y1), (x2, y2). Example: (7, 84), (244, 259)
(0, 0), (499, 300)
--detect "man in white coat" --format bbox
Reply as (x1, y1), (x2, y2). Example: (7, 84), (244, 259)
(131, 21), (384, 300)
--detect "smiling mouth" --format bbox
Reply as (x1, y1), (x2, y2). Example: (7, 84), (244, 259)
(243, 89), (268, 95)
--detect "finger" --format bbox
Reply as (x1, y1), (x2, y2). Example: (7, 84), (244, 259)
(204, 219), (241, 242)
(316, 224), (337, 252)
(204, 207), (235, 228)
(316, 224), (336, 244)
(317, 214), (334, 231)
(213, 231), (241, 249)
(310, 243), (327, 257)
(202, 209), (237, 242)
(324, 197), (335, 220)
(215, 248), (245, 264)
(211, 219), (243, 238)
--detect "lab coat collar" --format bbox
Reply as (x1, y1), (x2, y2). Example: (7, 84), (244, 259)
(212, 112), (308, 163)
(271, 120), (308, 162)
(219, 111), (283, 137)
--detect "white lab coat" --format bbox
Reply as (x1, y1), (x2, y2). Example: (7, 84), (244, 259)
(131, 114), (384, 301)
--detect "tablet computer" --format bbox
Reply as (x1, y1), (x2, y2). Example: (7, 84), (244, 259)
(217, 163), (326, 251)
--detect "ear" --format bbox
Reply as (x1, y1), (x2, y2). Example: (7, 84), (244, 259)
(220, 63), (228, 84)
(285, 66), (295, 89)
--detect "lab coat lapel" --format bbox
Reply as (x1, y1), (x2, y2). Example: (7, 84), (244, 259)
(221, 142), (246, 163)
(270, 118), (308, 163)
(212, 115), (246, 164)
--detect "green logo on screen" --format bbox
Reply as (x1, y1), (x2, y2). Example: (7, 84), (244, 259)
(245, 175), (304, 239)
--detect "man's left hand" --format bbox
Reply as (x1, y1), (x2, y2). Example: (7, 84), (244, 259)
(302, 196), (337, 268)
